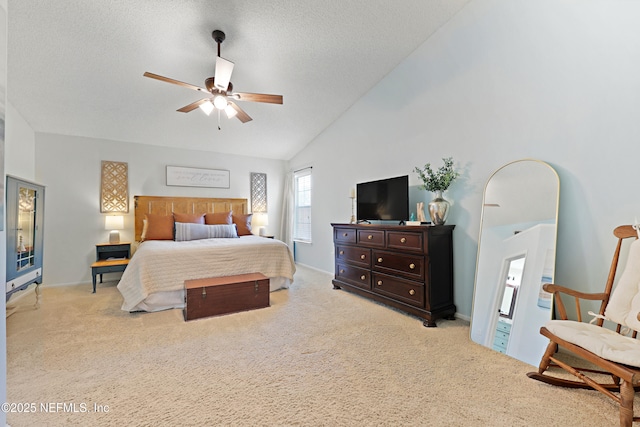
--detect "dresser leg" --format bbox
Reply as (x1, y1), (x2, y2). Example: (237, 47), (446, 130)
(423, 318), (437, 327)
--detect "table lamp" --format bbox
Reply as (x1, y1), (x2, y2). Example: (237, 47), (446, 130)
(105, 215), (124, 243)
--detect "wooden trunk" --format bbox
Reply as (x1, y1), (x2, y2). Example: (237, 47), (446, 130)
(183, 273), (269, 321)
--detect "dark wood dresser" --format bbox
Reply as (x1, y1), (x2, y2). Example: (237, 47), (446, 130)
(331, 223), (455, 327)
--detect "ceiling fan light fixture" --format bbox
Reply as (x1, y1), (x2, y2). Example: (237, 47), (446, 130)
(225, 104), (238, 118)
(199, 100), (214, 116)
(213, 95), (228, 110)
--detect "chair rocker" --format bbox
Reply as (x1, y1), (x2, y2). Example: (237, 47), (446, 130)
(527, 225), (640, 426)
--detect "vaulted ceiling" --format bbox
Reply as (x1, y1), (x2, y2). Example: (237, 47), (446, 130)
(7, 0), (470, 160)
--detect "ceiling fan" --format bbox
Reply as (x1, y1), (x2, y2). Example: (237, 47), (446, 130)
(144, 30), (283, 127)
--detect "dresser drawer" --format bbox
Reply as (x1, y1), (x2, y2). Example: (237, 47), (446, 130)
(493, 334), (509, 352)
(372, 273), (424, 308)
(336, 245), (371, 267)
(357, 229), (385, 247)
(494, 330), (510, 341)
(496, 320), (512, 333)
(334, 227), (356, 244)
(373, 250), (425, 281)
(387, 232), (424, 253)
(335, 262), (371, 290)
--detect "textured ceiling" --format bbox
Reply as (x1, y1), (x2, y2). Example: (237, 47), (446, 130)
(7, 0), (470, 160)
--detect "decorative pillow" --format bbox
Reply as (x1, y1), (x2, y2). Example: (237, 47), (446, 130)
(173, 212), (205, 224)
(143, 213), (174, 240)
(233, 213), (253, 236)
(174, 222), (238, 241)
(205, 211), (233, 225)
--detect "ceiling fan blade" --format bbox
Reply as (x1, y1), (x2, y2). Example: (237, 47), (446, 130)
(143, 72), (208, 93)
(233, 92), (283, 104)
(228, 101), (252, 123)
(214, 57), (234, 91)
(177, 98), (211, 113)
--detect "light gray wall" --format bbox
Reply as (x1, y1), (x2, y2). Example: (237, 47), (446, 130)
(5, 102), (35, 179)
(34, 133), (287, 286)
(289, 0), (640, 318)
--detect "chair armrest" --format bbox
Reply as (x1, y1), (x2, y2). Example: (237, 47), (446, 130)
(542, 283), (608, 301)
(542, 283), (608, 322)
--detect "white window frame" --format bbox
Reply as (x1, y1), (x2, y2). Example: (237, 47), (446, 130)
(293, 168), (312, 243)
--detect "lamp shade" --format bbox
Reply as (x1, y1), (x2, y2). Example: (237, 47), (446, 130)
(253, 212), (268, 227)
(213, 94), (228, 110)
(199, 100), (214, 116)
(105, 215), (124, 230)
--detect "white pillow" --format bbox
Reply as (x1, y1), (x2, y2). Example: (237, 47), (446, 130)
(604, 239), (640, 329)
(174, 222), (238, 241)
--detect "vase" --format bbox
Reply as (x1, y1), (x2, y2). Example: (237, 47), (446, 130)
(428, 190), (450, 225)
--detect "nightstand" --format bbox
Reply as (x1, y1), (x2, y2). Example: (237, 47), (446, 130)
(91, 242), (131, 293)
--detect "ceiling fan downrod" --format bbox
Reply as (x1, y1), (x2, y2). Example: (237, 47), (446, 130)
(212, 30), (225, 57)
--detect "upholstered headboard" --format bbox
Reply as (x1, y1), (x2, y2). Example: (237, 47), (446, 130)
(134, 195), (248, 241)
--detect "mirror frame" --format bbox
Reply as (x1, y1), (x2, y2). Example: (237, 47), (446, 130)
(470, 159), (560, 366)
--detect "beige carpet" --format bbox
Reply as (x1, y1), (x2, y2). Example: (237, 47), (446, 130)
(5, 265), (635, 426)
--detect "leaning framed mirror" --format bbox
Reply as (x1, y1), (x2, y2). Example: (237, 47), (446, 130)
(470, 159), (559, 366)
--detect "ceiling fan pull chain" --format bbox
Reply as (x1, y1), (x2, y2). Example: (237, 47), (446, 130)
(217, 109), (222, 130)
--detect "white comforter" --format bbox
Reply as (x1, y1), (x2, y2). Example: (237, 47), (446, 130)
(117, 235), (296, 311)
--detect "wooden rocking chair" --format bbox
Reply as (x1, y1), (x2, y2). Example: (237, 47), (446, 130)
(527, 225), (640, 426)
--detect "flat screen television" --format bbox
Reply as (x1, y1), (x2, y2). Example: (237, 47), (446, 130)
(356, 175), (409, 223)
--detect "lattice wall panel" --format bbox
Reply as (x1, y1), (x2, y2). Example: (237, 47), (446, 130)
(251, 172), (267, 213)
(101, 161), (129, 213)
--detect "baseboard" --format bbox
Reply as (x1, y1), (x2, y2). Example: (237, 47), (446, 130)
(294, 262), (333, 276)
(454, 312), (470, 323)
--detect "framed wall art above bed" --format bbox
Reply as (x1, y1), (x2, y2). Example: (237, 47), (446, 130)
(166, 166), (230, 188)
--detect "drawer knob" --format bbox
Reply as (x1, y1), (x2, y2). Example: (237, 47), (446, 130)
(343, 233), (348, 237)
(340, 269), (345, 274)
(367, 235), (373, 240)
(339, 250), (344, 255)
(360, 254), (366, 260)
(409, 289), (416, 296)
(377, 257), (383, 263)
(409, 263), (415, 270)
(377, 280), (383, 286)
(400, 237), (406, 243)
(360, 275), (366, 281)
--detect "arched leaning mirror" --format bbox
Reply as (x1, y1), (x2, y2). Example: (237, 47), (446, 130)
(470, 159), (559, 366)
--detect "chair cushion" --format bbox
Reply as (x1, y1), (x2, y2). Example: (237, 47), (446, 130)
(604, 239), (640, 329)
(545, 320), (640, 368)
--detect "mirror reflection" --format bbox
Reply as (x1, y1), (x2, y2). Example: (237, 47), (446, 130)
(17, 186), (37, 272)
(471, 159), (559, 366)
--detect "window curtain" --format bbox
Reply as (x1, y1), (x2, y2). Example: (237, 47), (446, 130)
(280, 172), (295, 252)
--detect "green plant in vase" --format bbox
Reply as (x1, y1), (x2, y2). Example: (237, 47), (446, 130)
(413, 157), (459, 225)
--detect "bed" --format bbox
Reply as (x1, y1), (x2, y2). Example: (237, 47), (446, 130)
(117, 195), (296, 312)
